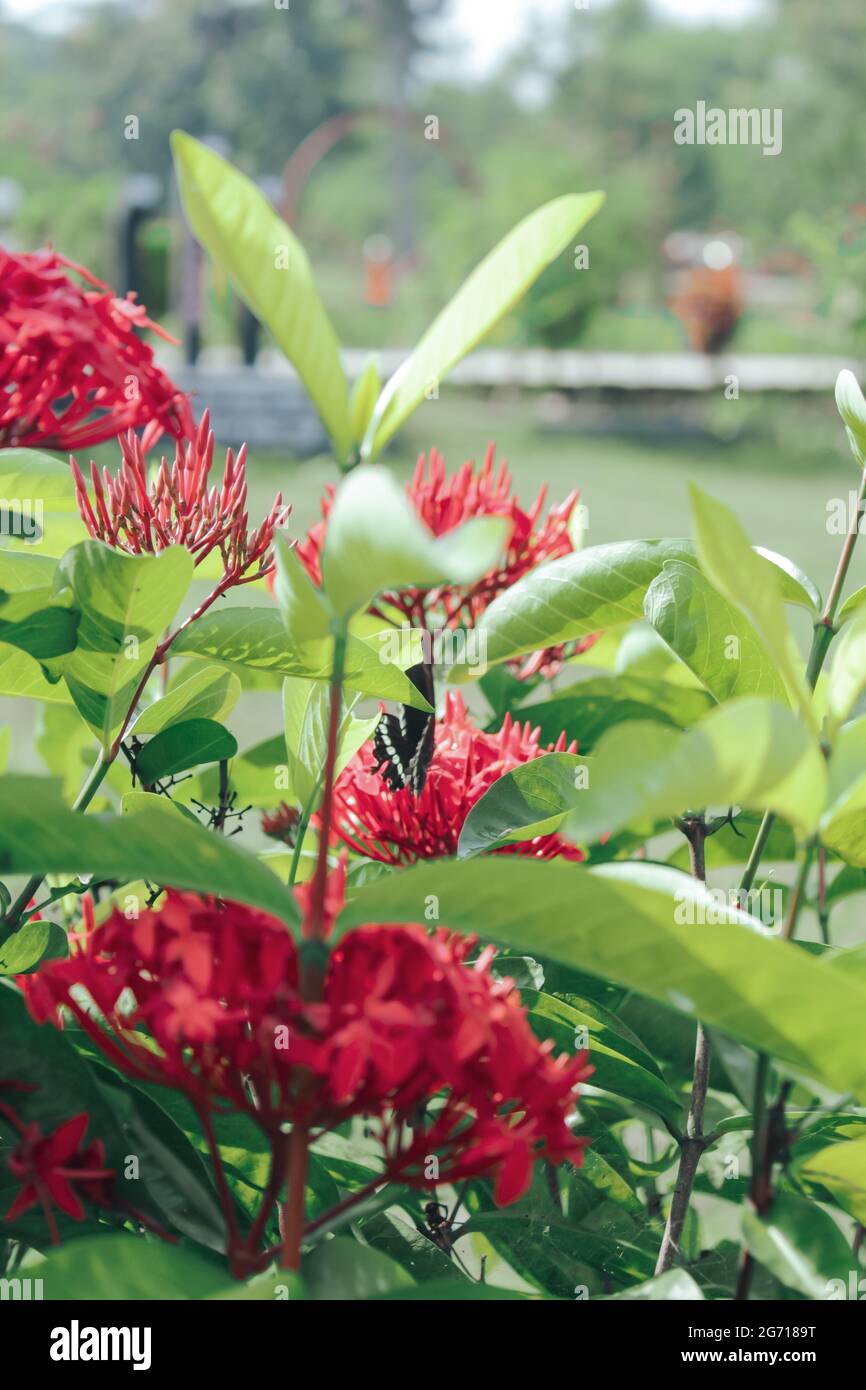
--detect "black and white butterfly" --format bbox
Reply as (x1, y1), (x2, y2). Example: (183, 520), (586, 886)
(373, 660), (435, 796)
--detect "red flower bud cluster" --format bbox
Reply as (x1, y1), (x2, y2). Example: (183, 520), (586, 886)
(71, 410), (290, 587)
(22, 891), (589, 1207)
(0, 248), (193, 450)
(327, 691), (584, 865)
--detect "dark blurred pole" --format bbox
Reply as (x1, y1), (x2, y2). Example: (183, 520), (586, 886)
(116, 174), (162, 299)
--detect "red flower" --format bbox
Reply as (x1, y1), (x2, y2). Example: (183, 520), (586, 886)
(295, 445), (598, 675)
(261, 802), (301, 845)
(1, 1107), (114, 1244)
(71, 410), (290, 587)
(326, 691), (585, 865)
(23, 890), (590, 1206)
(0, 248), (193, 450)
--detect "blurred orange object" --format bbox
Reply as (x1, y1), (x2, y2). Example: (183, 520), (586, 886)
(671, 265), (743, 353)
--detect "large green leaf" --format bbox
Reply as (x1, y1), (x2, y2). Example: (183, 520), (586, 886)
(0, 776), (297, 925)
(340, 858), (866, 1100)
(827, 607), (866, 733)
(171, 131), (352, 460)
(54, 541), (193, 747)
(363, 192), (604, 458)
(0, 917), (66, 974)
(303, 1236), (415, 1300)
(468, 539), (696, 671)
(458, 696), (825, 855)
(173, 608), (432, 711)
(33, 1232), (230, 1300)
(132, 664), (241, 736)
(605, 1269), (704, 1300)
(690, 486), (813, 724)
(820, 717), (866, 863)
(644, 560), (786, 702)
(320, 465), (507, 619)
(524, 675), (713, 752)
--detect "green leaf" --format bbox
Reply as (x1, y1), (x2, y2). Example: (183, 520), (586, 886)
(644, 560), (786, 702)
(827, 607), (866, 733)
(0, 917), (66, 974)
(799, 1135), (866, 1225)
(0, 644), (74, 703)
(459, 696), (825, 854)
(282, 678), (377, 807)
(349, 356), (381, 445)
(33, 1232), (229, 1300)
(272, 531), (331, 643)
(0, 584), (79, 660)
(835, 367), (866, 465)
(36, 703), (97, 800)
(0, 549), (62, 591)
(526, 991), (682, 1125)
(171, 131), (352, 460)
(820, 717), (866, 863)
(320, 464), (508, 619)
(173, 608), (432, 711)
(741, 1193), (852, 1299)
(303, 1236), (415, 1300)
(838, 584), (866, 627)
(132, 664), (241, 736)
(524, 675), (713, 752)
(690, 486), (813, 725)
(471, 539), (697, 671)
(340, 858), (866, 1101)
(605, 1269), (704, 1300)
(135, 718), (238, 784)
(0, 776), (297, 925)
(754, 547), (822, 614)
(0, 448), (79, 509)
(363, 191), (604, 458)
(55, 541), (193, 748)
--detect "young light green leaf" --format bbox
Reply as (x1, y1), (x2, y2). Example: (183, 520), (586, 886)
(799, 1134), (866, 1226)
(0, 585), (79, 660)
(835, 368), (866, 466)
(689, 485), (814, 726)
(171, 132), (352, 460)
(320, 464), (507, 619)
(349, 357), (382, 446)
(272, 531), (331, 643)
(362, 192), (604, 458)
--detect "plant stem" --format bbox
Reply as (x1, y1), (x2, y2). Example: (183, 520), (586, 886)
(280, 623), (348, 1270)
(655, 817), (711, 1274)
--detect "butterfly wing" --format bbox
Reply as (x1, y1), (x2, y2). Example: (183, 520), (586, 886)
(373, 660), (435, 795)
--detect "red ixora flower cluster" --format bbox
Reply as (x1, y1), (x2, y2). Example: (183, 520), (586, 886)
(0, 248), (193, 450)
(296, 445), (597, 675)
(71, 410), (291, 586)
(23, 891), (589, 1207)
(326, 691), (584, 865)
(0, 1084), (114, 1244)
